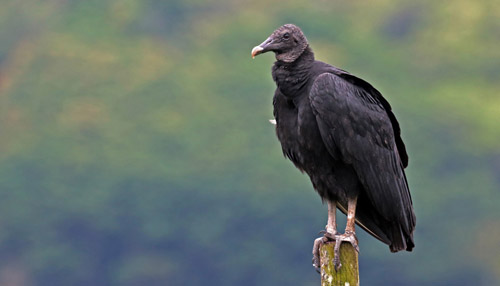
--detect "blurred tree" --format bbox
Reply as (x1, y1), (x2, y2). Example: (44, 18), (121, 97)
(0, 0), (499, 285)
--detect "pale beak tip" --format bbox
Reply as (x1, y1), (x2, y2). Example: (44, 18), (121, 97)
(251, 46), (264, 58)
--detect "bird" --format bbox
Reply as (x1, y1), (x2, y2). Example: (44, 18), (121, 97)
(251, 24), (415, 271)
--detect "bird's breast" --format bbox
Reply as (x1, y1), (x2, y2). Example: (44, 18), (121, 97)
(276, 96), (330, 170)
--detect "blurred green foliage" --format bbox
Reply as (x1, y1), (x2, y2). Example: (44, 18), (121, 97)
(0, 0), (499, 285)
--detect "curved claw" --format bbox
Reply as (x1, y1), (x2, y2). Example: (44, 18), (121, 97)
(334, 236), (343, 271)
(313, 230), (350, 273)
(313, 260), (321, 274)
(333, 232), (359, 271)
(312, 237), (323, 273)
(344, 231), (360, 253)
(318, 230), (337, 240)
(352, 241), (360, 253)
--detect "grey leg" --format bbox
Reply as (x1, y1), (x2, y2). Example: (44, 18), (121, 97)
(312, 201), (337, 272)
(332, 196), (360, 271)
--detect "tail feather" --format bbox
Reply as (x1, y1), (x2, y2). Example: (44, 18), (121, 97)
(352, 193), (415, 252)
(389, 223), (414, 252)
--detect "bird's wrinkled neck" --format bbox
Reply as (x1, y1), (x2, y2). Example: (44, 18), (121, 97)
(276, 45), (314, 63)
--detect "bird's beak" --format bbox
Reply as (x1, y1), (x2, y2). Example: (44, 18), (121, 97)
(251, 37), (273, 58)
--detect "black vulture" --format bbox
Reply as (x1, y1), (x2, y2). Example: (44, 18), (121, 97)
(251, 24), (415, 271)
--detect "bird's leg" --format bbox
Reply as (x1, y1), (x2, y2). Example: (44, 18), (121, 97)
(312, 200), (337, 272)
(326, 200), (338, 237)
(332, 196), (360, 271)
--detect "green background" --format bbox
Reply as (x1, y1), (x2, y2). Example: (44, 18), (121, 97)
(0, 0), (499, 285)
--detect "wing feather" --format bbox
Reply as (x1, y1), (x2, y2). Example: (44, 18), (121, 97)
(309, 73), (415, 234)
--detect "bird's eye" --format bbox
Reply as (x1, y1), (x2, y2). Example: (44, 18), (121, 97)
(283, 33), (290, 40)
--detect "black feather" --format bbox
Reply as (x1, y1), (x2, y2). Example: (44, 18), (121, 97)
(263, 24), (415, 252)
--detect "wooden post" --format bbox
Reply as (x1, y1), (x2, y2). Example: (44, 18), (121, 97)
(320, 242), (359, 286)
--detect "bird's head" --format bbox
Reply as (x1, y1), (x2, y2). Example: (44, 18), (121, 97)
(251, 24), (309, 63)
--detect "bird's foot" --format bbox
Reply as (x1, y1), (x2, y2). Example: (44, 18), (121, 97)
(312, 230), (337, 273)
(332, 231), (359, 271)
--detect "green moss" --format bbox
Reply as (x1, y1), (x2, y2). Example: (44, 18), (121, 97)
(320, 242), (359, 286)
